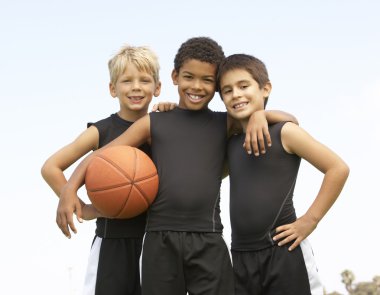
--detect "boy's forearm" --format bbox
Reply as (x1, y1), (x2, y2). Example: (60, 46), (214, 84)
(41, 164), (68, 197)
(64, 156), (92, 193)
(265, 110), (299, 125)
(41, 164), (86, 205)
(305, 163), (349, 223)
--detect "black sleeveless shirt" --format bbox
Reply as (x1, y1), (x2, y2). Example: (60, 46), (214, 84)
(228, 122), (301, 251)
(148, 107), (227, 232)
(88, 113), (150, 238)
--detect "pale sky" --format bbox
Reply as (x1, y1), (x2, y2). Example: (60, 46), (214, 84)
(1, 0), (379, 294)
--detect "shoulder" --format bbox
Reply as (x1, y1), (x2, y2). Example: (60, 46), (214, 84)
(211, 110), (228, 127)
(87, 114), (113, 129)
(281, 122), (315, 154)
(66, 124), (100, 152)
(280, 121), (300, 135)
(134, 114), (151, 129)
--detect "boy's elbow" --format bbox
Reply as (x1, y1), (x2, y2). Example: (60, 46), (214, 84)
(343, 163), (350, 179)
(41, 162), (48, 180)
(41, 160), (53, 181)
(291, 115), (299, 125)
(339, 161), (350, 181)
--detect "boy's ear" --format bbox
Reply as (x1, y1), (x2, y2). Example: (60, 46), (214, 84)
(109, 82), (117, 98)
(171, 69), (179, 85)
(263, 81), (272, 98)
(154, 82), (162, 97)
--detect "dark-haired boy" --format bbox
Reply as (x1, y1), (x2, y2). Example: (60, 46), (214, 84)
(218, 54), (350, 295)
(57, 37), (296, 295)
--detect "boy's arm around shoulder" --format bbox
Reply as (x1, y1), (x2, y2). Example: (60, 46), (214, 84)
(57, 114), (151, 238)
(265, 109), (299, 125)
(273, 122), (350, 250)
(243, 109), (298, 156)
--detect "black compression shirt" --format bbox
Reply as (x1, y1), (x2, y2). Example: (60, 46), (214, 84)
(228, 122), (301, 251)
(148, 107), (227, 232)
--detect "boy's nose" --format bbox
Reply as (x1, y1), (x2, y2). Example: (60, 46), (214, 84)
(191, 79), (201, 90)
(232, 88), (241, 98)
(132, 81), (141, 90)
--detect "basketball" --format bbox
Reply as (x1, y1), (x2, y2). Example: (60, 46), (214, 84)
(84, 146), (158, 219)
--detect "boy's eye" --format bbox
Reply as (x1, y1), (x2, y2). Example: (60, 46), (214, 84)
(204, 78), (215, 83)
(183, 75), (193, 80)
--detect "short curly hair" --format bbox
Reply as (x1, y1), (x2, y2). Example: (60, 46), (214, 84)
(173, 37), (225, 73)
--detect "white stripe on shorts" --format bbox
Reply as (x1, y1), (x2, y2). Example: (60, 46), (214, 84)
(300, 239), (324, 295)
(82, 237), (102, 295)
(139, 233), (146, 285)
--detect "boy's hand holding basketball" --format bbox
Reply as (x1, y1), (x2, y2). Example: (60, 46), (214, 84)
(56, 184), (83, 238)
(244, 110), (271, 156)
(81, 203), (102, 220)
(273, 214), (318, 251)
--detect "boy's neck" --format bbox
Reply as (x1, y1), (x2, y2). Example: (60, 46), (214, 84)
(240, 119), (249, 133)
(117, 109), (147, 122)
(177, 105), (209, 112)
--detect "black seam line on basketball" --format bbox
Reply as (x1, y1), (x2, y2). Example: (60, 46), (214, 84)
(127, 148), (151, 207)
(115, 184), (133, 217)
(133, 172), (157, 182)
(96, 150), (156, 182)
(88, 173), (156, 192)
(114, 148), (136, 218)
(133, 179), (157, 205)
(113, 177), (157, 218)
(88, 182), (132, 192)
(115, 153), (142, 217)
(97, 154), (133, 181)
(132, 148), (137, 183)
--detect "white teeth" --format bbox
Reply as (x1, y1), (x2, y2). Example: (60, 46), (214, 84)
(129, 96), (143, 100)
(189, 94), (202, 100)
(233, 102), (248, 109)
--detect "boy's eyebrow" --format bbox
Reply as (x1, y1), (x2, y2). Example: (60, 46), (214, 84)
(119, 73), (153, 79)
(220, 79), (250, 91)
(182, 70), (215, 79)
(236, 79), (250, 84)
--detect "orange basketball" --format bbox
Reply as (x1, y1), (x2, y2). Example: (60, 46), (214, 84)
(85, 146), (158, 219)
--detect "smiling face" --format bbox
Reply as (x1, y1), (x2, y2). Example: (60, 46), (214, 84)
(220, 68), (271, 126)
(172, 59), (217, 111)
(109, 62), (161, 121)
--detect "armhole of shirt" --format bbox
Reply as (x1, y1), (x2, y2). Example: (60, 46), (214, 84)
(278, 121), (297, 156)
(87, 122), (101, 151)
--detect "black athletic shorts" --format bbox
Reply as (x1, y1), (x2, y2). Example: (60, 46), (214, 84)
(83, 236), (143, 295)
(231, 239), (323, 295)
(141, 231), (234, 295)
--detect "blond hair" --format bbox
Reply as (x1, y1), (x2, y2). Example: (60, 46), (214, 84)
(108, 45), (160, 85)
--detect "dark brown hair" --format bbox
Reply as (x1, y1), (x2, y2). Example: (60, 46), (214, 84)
(174, 37), (225, 74)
